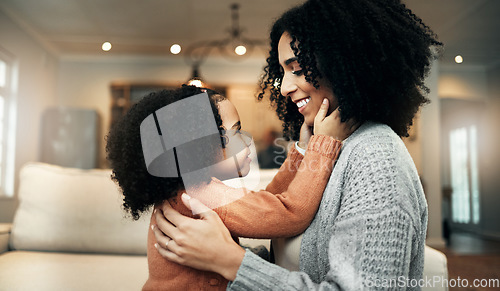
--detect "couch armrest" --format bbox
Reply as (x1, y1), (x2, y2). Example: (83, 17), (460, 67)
(0, 223), (12, 254)
(423, 245), (449, 291)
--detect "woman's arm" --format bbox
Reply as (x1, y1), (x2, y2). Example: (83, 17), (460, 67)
(227, 208), (417, 290)
(153, 193), (418, 290)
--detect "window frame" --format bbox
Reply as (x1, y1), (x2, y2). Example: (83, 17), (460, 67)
(0, 47), (17, 197)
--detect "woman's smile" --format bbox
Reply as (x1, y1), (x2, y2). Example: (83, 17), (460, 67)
(294, 97), (311, 113)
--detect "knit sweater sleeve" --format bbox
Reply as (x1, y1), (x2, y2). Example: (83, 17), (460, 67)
(227, 137), (423, 290)
(217, 135), (342, 238)
(229, 211), (415, 291)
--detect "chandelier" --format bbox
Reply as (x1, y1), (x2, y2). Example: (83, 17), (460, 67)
(185, 3), (267, 87)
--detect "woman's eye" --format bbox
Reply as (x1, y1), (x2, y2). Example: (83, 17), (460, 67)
(292, 70), (303, 76)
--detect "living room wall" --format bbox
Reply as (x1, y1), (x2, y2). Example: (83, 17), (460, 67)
(481, 65), (500, 239)
(0, 10), (58, 222)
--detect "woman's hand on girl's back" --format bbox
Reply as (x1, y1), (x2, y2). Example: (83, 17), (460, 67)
(152, 194), (245, 281)
(314, 98), (359, 141)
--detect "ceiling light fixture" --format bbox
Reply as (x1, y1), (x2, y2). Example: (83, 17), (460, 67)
(170, 44), (182, 55)
(186, 64), (210, 88)
(183, 3), (266, 86)
(102, 41), (112, 52)
(455, 55), (463, 64)
(234, 45), (247, 56)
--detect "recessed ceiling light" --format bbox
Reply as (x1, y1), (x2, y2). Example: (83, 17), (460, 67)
(170, 44), (181, 55)
(234, 45), (247, 56)
(455, 55), (463, 64)
(102, 42), (112, 52)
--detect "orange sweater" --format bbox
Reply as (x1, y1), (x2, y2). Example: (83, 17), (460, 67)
(143, 135), (342, 290)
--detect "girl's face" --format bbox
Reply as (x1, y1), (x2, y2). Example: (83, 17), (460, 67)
(278, 32), (338, 127)
(212, 99), (252, 180)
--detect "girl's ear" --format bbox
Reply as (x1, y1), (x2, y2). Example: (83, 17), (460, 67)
(218, 133), (229, 160)
(220, 134), (229, 148)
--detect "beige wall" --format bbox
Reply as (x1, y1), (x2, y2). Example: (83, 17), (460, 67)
(420, 60), (443, 246)
(0, 10), (58, 222)
(480, 65), (500, 238)
(439, 65), (489, 100)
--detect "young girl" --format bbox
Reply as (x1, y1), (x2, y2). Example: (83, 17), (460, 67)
(106, 85), (353, 290)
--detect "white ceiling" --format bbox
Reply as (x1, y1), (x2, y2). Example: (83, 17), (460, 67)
(1, 0), (499, 67)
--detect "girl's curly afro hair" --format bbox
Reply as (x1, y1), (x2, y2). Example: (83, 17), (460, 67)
(258, 0), (443, 140)
(106, 86), (226, 220)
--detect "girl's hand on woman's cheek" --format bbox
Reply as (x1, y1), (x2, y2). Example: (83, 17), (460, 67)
(313, 99), (359, 141)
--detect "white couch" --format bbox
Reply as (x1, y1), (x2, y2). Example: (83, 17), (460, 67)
(0, 162), (448, 290)
(0, 162), (150, 291)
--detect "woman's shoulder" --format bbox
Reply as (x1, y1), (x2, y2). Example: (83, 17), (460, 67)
(336, 122), (422, 199)
(340, 122), (404, 161)
(344, 122), (398, 146)
(332, 122), (425, 226)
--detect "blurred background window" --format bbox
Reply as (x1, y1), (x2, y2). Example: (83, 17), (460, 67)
(450, 126), (480, 224)
(0, 48), (16, 197)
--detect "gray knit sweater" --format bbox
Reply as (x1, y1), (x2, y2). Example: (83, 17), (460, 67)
(228, 122), (428, 290)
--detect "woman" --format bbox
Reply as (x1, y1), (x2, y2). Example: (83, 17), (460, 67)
(106, 85), (354, 290)
(153, 0), (442, 289)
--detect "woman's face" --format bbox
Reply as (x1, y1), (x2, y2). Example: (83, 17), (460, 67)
(278, 32), (338, 127)
(212, 99), (252, 180)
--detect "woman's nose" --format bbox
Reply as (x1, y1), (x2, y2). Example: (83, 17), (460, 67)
(280, 73), (297, 97)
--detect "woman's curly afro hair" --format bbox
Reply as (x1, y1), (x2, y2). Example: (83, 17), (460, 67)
(106, 86), (226, 220)
(258, 0), (443, 139)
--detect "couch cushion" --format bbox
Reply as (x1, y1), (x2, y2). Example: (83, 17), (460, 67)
(10, 162), (149, 255)
(0, 251), (148, 291)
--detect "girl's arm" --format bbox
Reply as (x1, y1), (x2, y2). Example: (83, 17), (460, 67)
(259, 145), (304, 195)
(213, 134), (340, 238)
(263, 120), (313, 195)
